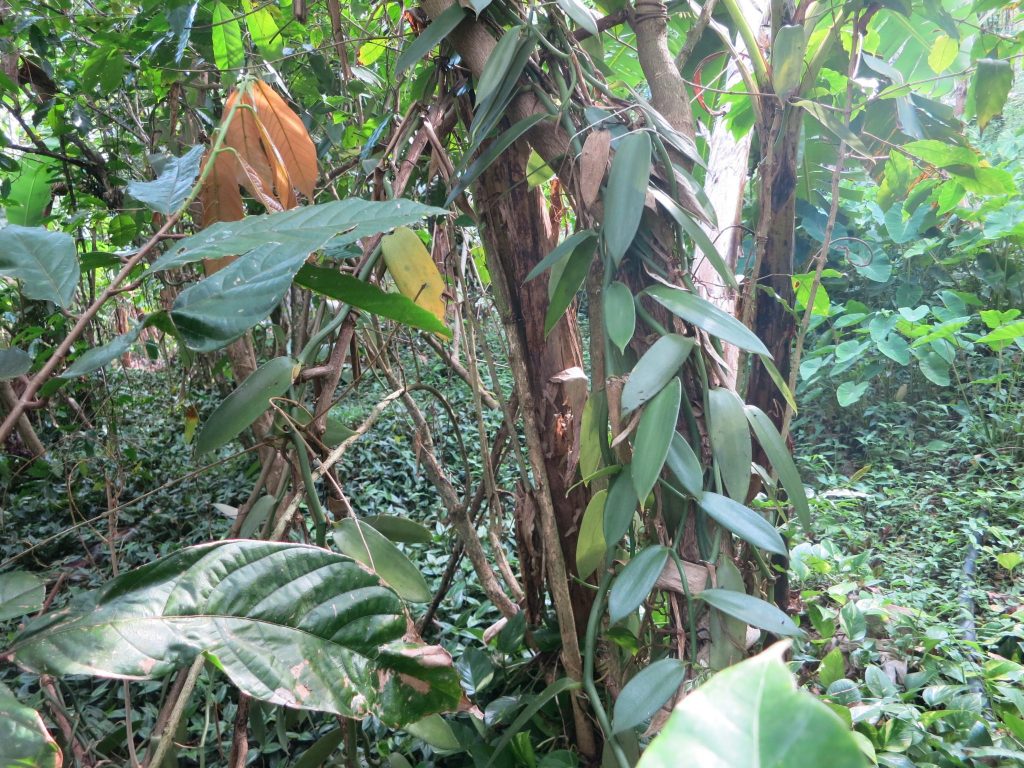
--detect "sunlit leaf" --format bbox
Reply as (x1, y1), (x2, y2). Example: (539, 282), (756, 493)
(127, 145), (204, 215)
(0, 225), (79, 307)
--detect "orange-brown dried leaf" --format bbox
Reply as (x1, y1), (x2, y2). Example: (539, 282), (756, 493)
(252, 114), (298, 209)
(234, 150), (285, 213)
(199, 149), (244, 228)
(223, 88), (277, 205)
(251, 80), (317, 200)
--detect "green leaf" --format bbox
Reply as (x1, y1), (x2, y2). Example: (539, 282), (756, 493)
(0, 225), (79, 307)
(0, 690), (61, 768)
(609, 545), (670, 623)
(126, 145), (204, 215)
(580, 390), (607, 482)
(603, 131), (652, 266)
(698, 590), (803, 637)
(836, 380), (869, 407)
(334, 519), (432, 603)
(5, 157), (54, 226)
(743, 405), (811, 534)
(544, 230), (597, 337)
(611, 658), (686, 734)
(0, 571), (45, 621)
(239, 495), (275, 539)
(632, 378), (681, 502)
(795, 99), (873, 159)
(665, 432), (703, 497)
(242, 0), (282, 59)
(152, 199), (445, 273)
(977, 319), (1024, 346)
(604, 281), (635, 354)
(972, 58), (1013, 134)
(707, 388), (751, 503)
(295, 264), (451, 337)
(474, 27), (524, 111)
(576, 489), (608, 580)
(928, 34), (958, 74)
(8, 541), (461, 726)
(913, 348), (950, 386)
(469, 33), (537, 145)
(62, 312), (173, 378)
(645, 285), (770, 356)
(621, 334), (694, 413)
(819, 647), (845, 688)
(604, 465), (638, 547)
(637, 644), (863, 768)
(487, 678), (580, 766)
(291, 727), (345, 768)
(772, 25), (806, 99)
(396, 4), (467, 75)
(556, 0), (598, 35)
(195, 356), (298, 455)
(406, 713), (461, 751)
(364, 515), (433, 545)
(0, 347), (32, 380)
(708, 555), (746, 671)
(876, 333), (910, 365)
(698, 492), (787, 556)
(650, 188), (736, 289)
(211, 1), (245, 71)
(527, 230), (597, 283)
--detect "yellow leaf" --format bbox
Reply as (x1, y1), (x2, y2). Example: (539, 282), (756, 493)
(381, 227), (447, 329)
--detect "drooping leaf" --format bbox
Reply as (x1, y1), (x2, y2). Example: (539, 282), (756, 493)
(604, 465), (638, 547)
(609, 545), (670, 623)
(291, 727), (345, 768)
(200, 149), (246, 227)
(0, 347), (32, 380)
(211, 0), (245, 72)
(250, 80), (318, 200)
(381, 227), (448, 329)
(576, 490), (608, 580)
(126, 145), (205, 215)
(632, 378), (681, 502)
(707, 388), (751, 503)
(971, 58), (1013, 134)
(62, 312), (173, 378)
(603, 131), (652, 266)
(665, 432), (703, 497)
(8, 541), (461, 726)
(363, 515), (433, 545)
(195, 356), (299, 456)
(650, 188), (736, 290)
(0, 688), (62, 768)
(469, 32), (537, 146)
(447, 113), (552, 204)
(645, 285), (770, 356)
(744, 405), (811, 533)
(621, 335), (694, 413)
(611, 658), (686, 734)
(637, 644), (863, 768)
(579, 389), (608, 482)
(698, 492), (786, 556)
(0, 225), (79, 307)
(604, 281), (635, 354)
(0, 571), (45, 621)
(334, 519), (432, 603)
(395, 4), (467, 75)
(544, 230), (596, 336)
(708, 554), (747, 671)
(5, 157), (54, 226)
(772, 25), (806, 99)
(526, 229), (597, 283)
(697, 590), (803, 637)
(555, 0), (598, 36)
(239, 495), (275, 539)
(167, 1), (198, 63)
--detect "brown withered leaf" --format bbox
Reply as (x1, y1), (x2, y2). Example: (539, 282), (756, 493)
(251, 80), (317, 201)
(223, 89), (278, 206)
(579, 129), (611, 209)
(199, 149), (244, 228)
(234, 150), (285, 214)
(252, 114), (298, 209)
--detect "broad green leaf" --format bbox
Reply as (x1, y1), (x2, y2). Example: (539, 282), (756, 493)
(168, 1), (198, 64)
(544, 230), (596, 336)
(621, 334), (694, 413)
(5, 157), (54, 226)
(0, 690), (61, 768)
(0, 225), (79, 307)
(707, 388), (751, 502)
(902, 139), (977, 168)
(632, 378), (681, 502)
(795, 99), (873, 159)
(406, 713), (461, 751)
(977, 320), (1024, 346)
(364, 515), (433, 544)
(108, 213), (138, 246)
(665, 432), (703, 497)
(242, 0), (282, 59)
(637, 644), (862, 768)
(876, 332), (910, 364)
(211, 1), (245, 71)
(62, 312), (174, 378)
(195, 356), (299, 455)
(126, 145), (204, 215)
(819, 647), (845, 688)
(836, 380), (869, 406)
(556, 0), (598, 36)
(604, 281), (635, 354)
(0, 347), (32, 380)
(698, 590), (803, 637)
(698, 492), (786, 556)
(527, 230), (597, 283)
(151, 199), (446, 273)
(8, 542), (460, 726)
(604, 465), (638, 547)
(396, 4), (467, 75)
(743, 405), (811, 533)
(708, 555), (747, 671)
(972, 58), (1013, 133)
(645, 285), (770, 356)
(772, 25), (806, 99)
(603, 131), (652, 266)
(0, 571), (45, 621)
(609, 545), (670, 623)
(576, 489), (608, 580)
(928, 34), (958, 74)
(296, 264), (449, 337)
(457, 647), (494, 697)
(334, 519), (431, 603)
(611, 658), (686, 734)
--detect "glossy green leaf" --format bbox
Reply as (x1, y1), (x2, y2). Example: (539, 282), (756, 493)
(611, 658), (685, 734)
(8, 541), (461, 726)
(334, 518), (431, 603)
(576, 489), (608, 580)
(698, 492), (786, 556)
(603, 131), (652, 266)
(364, 515), (433, 545)
(637, 644), (863, 768)
(609, 545), (670, 623)
(5, 157), (54, 226)
(645, 285), (770, 356)
(0, 571), (45, 621)
(972, 58), (1013, 133)
(406, 713), (461, 751)
(665, 432), (703, 497)
(603, 465), (638, 547)
(707, 388), (751, 502)
(621, 334), (694, 413)
(0, 688), (61, 768)
(211, 1), (245, 71)
(772, 25), (806, 99)
(0, 347), (32, 380)
(604, 281), (635, 354)
(295, 264), (450, 337)
(744, 405), (811, 533)
(698, 590), (803, 637)
(0, 225), (79, 307)
(544, 230), (597, 337)
(126, 145), (204, 215)
(195, 356), (298, 456)
(632, 378), (681, 502)
(396, 4), (466, 75)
